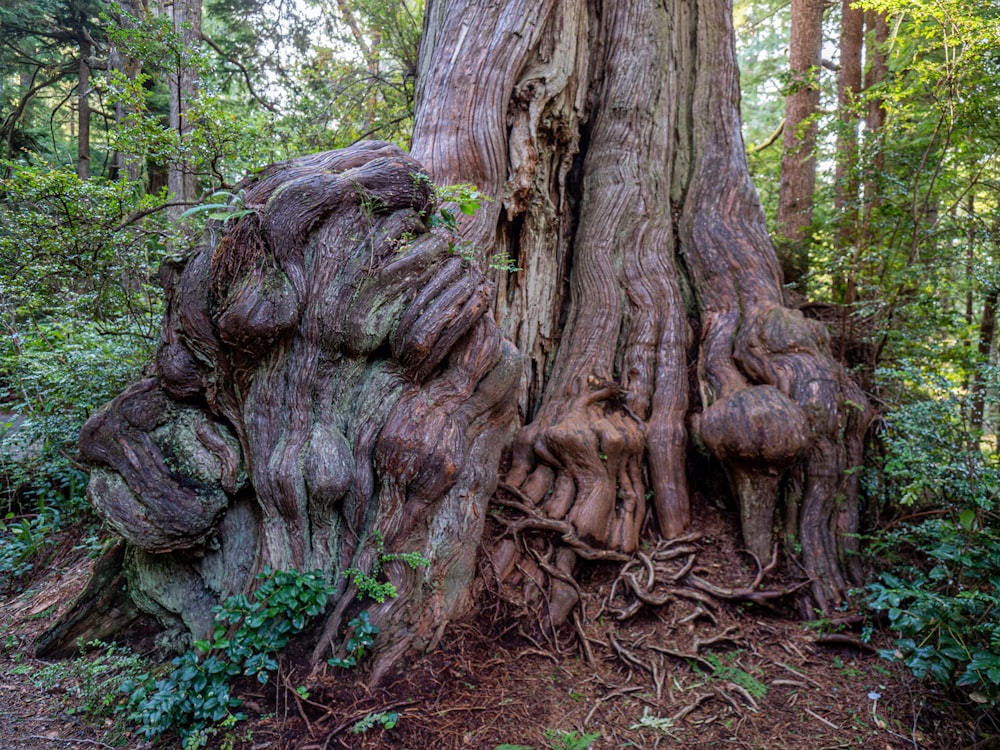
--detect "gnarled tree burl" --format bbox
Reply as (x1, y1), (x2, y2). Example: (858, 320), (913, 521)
(43, 0), (869, 673)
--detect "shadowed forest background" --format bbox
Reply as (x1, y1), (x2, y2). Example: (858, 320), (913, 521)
(1, 0), (1000, 748)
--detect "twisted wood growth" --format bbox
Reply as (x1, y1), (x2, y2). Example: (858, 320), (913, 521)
(73, 142), (519, 676)
(413, 0), (870, 621)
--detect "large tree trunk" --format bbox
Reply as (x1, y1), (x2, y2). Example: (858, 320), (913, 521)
(50, 0), (870, 676)
(412, 0), (868, 616)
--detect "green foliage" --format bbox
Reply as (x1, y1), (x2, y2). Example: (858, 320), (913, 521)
(0, 161), (168, 321)
(866, 513), (1000, 705)
(180, 189), (255, 224)
(542, 728), (601, 750)
(343, 566), (399, 603)
(425, 181), (519, 272)
(27, 640), (148, 738)
(279, 0), (423, 151)
(123, 568), (334, 747)
(341, 530), (430, 604)
(872, 375), (999, 509)
(350, 708), (399, 734)
(330, 536), (429, 669)
(104, 10), (286, 187)
(0, 506), (66, 593)
(327, 610), (379, 669)
(0, 161), (159, 588)
(629, 707), (676, 735)
(0, 0), (111, 164)
(864, 366), (1000, 705)
(703, 652), (769, 701)
(492, 730), (601, 750)
(0, 317), (149, 591)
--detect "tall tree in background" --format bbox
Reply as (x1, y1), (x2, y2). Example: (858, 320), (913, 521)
(62, 0), (870, 677)
(164, 0), (202, 207)
(775, 0), (825, 288)
(0, 0), (108, 166)
(833, 0), (863, 303)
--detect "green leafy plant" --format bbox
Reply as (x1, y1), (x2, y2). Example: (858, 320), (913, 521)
(866, 512), (1000, 705)
(0, 507), (62, 591)
(180, 189), (255, 225)
(342, 531), (430, 603)
(703, 651), (768, 701)
(328, 610), (379, 669)
(28, 640), (148, 740)
(123, 568), (334, 747)
(629, 707), (676, 735)
(542, 728), (601, 750)
(427, 182), (521, 271)
(350, 709), (399, 734)
(329, 536), (430, 670)
(430, 182), (489, 233)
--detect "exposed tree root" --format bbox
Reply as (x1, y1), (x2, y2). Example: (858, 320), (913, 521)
(489, 488), (811, 640)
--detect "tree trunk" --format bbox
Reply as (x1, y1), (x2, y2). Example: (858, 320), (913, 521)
(775, 0), (826, 288)
(833, 0), (863, 306)
(109, 0), (143, 183)
(971, 289), (998, 434)
(166, 0), (201, 206)
(77, 34), (91, 180)
(53, 0), (870, 676)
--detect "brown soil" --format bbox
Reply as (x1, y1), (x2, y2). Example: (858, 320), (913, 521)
(0, 501), (984, 750)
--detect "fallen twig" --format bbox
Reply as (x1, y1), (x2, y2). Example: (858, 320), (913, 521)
(28, 739), (113, 749)
(804, 706), (839, 730)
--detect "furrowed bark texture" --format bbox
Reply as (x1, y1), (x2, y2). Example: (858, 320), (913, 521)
(413, 0), (870, 619)
(75, 142), (519, 677)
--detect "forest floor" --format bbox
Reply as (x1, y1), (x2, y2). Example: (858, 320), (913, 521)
(0, 498), (989, 750)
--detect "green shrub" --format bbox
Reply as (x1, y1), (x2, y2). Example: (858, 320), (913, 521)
(863, 371), (1000, 705)
(0, 162), (164, 585)
(123, 568), (334, 748)
(867, 371), (999, 512)
(866, 513), (1000, 705)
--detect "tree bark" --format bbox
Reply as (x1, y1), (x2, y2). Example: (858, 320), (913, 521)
(166, 0), (201, 206)
(833, 0), (863, 305)
(77, 34), (91, 180)
(109, 0), (143, 183)
(775, 0), (826, 288)
(412, 0), (869, 616)
(56, 0), (871, 676)
(971, 289), (998, 434)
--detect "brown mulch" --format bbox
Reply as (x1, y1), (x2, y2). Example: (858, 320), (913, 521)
(0, 501), (986, 750)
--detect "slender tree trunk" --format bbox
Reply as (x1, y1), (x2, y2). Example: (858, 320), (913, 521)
(971, 289), (998, 434)
(864, 11), (888, 138)
(776, 0), (826, 288)
(972, 200), (1000, 434)
(166, 0), (201, 207)
(109, 0), (143, 183)
(77, 34), (92, 180)
(857, 10), (887, 273)
(833, 0), (863, 306)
